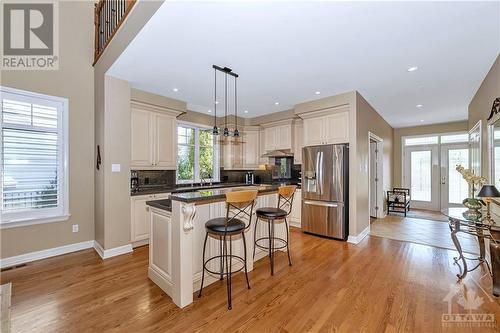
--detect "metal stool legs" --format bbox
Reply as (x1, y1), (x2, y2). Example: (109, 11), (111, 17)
(254, 216), (292, 275)
(242, 232), (251, 290)
(198, 232), (251, 310)
(284, 218), (292, 266)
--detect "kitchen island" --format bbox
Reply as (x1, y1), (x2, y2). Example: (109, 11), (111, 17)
(146, 184), (289, 308)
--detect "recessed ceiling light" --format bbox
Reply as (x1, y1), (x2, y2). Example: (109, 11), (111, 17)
(244, 110), (248, 114)
(207, 109), (212, 113)
(407, 66), (418, 72)
(416, 104), (423, 108)
(274, 102), (280, 105)
(420, 119), (424, 122)
(215, 101), (219, 105)
(315, 91), (321, 95)
(172, 88), (179, 92)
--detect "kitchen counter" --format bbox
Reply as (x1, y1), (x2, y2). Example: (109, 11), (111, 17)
(131, 182), (248, 196)
(133, 181), (300, 197)
(168, 184), (280, 203)
(146, 183), (290, 308)
(145, 199), (172, 212)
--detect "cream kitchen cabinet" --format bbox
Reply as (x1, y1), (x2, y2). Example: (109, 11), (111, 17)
(131, 101), (181, 169)
(131, 192), (170, 246)
(293, 120), (303, 165)
(221, 134), (243, 170)
(301, 108), (349, 146)
(259, 129), (268, 164)
(289, 189), (302, 228)
(242, 127), (260, 169)
(262, 120), (293, 151)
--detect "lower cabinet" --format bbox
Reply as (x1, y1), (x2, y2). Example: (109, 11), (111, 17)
(289, 189), (302, 228)
(131, 193), (170, 246)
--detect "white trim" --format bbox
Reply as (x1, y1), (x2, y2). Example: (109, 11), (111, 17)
(1, 86), (70, 227)
(368, 132), (384, 219)
(0, 240), (94, 269)
(93, 241), (133, 260)
(347, 225), (370, 245)
(0, 214), (71, 229)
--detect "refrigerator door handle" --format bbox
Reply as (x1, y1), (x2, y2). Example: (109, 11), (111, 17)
(315, 152), (321, 194)
(303, 200), (339, 208)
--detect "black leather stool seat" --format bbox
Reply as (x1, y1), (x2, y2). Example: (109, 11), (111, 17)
(256, 207), (288, 219)
(206, 217), (246, 233)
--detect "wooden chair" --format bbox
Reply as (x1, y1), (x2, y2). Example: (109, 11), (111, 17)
(387, 188), (411, 216)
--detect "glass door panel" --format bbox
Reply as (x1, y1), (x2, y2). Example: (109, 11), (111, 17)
(448, 149), (469, 204)
(404, 146), (439, 210)
(410, 151), (432, 201)
(441, 144), (470, 209)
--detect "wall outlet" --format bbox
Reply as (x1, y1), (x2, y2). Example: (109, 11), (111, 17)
(72, 224), (79, 233)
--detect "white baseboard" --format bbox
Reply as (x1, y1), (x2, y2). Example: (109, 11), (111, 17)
(94, 241), (133, 259)
(0, 240), (94, 269)
(347, 225), (370, 245)
(132, 238), (149, 248)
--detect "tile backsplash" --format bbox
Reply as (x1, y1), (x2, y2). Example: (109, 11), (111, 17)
(133, 170), (176, 187)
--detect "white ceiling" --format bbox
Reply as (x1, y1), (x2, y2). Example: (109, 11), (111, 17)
(108, 1), (500, 128)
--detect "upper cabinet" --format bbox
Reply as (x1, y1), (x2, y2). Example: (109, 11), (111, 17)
(300, 107), (349, 146)
(242, 127), (260, 169)
(262, 120), (294, 151)
(221, 126), (261, 170)
(293, 120), (303, 165)
(131, 101), (182, 169)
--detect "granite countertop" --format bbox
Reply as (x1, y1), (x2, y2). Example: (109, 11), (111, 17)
(146, 199), (172, 212)
(131, 182), (247, 196)
(132, 181), (301, 197)
(167, 184), (281, 204)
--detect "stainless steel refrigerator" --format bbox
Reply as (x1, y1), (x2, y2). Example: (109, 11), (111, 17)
(301, 144), (349, 239)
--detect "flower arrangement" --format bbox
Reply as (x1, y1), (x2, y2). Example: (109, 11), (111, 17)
(456, 165), (486, 198)
(456, 165), (486, 220)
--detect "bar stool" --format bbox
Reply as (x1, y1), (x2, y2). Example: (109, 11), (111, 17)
(198, 190), (258, 310)
(253, 185), (296, 275)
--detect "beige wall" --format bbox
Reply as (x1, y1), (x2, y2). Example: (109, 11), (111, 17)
(392, 121), (469, 187)
(355, 92), (393, 234)
(103, 76), (131, 248)
(468, 55), (500, 180)
(94, 1), (163, 250)
(1, 1), (95, 258)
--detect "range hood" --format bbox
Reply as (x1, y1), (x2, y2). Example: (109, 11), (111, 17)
(261, 150), (294, 158)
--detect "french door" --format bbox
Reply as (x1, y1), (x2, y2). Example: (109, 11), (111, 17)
(440, 144), (469, 209)
(404, 146), (440, 210)
(404, 143), (469, 211)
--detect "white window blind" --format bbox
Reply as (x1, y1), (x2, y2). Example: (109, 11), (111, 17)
(1, 87), (68, 226)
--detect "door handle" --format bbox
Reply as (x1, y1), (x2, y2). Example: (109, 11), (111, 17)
(304, 200), (338, 208)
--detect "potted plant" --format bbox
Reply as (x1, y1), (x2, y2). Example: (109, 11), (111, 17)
(456, 165), (486, 220)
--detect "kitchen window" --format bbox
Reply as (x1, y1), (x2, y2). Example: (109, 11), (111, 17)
(177, 123), (219, 183)
(1, 86), (69, 227)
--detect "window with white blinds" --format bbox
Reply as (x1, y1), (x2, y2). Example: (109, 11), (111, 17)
(1, 87), (68, 226)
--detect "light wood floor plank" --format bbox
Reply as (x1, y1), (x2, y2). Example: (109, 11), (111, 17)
(1, 229), (499, 332)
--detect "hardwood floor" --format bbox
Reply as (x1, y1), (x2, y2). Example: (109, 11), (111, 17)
(2, 229), (500, 332)
(371, 214), (480, 255)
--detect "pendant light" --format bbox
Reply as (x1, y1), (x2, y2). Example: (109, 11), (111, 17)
(212, 67), (218, 135)
(233, 75), (240, 137)
(211, 65), (240, 138)
(223, 72), (229, 137)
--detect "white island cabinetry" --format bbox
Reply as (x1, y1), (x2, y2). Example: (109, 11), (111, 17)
(147, 186), (288, 308)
